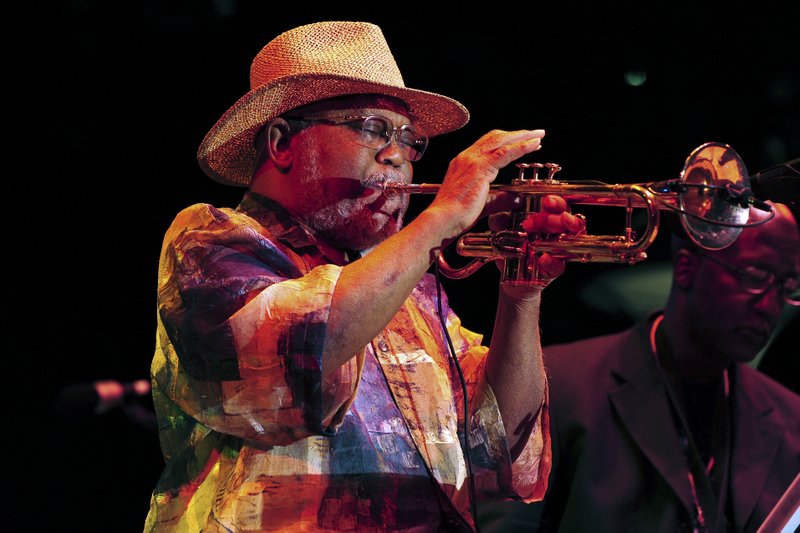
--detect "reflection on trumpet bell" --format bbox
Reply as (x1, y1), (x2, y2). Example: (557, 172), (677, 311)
(383, 142), (772, 283)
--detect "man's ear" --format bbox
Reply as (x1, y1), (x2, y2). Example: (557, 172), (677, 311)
(673, 249), (698, 290)
(265, 118), (293, 172)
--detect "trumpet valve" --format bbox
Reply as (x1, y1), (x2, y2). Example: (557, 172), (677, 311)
(544, 163), (562, 182)
(514, 162), (562, 184)
(515, 162), (545, 183)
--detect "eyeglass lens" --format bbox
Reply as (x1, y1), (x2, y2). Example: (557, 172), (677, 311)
(703, 253), (799, 305)
(357, 116), (427, 162)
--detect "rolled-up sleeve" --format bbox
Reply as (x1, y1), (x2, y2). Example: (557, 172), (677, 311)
(443, 298), (551, 504)
(152, 204), (361, 446)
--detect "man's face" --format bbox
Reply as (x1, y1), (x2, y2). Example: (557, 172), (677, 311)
(286, 107), (414, 252)
(686, 206), (800, 366)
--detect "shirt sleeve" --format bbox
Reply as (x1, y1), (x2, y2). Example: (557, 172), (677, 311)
(152, 204), (362, 446)
(441, 291), (552, 503)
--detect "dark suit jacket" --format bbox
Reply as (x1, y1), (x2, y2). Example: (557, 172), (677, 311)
(479, 314), (800, 533)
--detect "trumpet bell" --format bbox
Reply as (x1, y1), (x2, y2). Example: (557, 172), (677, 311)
(678, 142), (751, 250)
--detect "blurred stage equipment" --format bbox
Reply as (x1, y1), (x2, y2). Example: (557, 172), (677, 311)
(57, 378), (151, 414)
(375, 142), (772, 284)
(55, 378), (158, 431)
(56, 379), (155, 427)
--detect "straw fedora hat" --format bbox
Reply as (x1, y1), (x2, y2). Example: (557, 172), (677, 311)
(197, 20), (470, 187)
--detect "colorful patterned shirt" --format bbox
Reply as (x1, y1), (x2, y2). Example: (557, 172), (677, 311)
(145, 193), (551, 532)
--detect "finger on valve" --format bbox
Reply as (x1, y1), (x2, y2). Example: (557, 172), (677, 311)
(521, 209), (585, 235)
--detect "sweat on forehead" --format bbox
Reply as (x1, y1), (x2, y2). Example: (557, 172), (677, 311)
(285, 94), (411, 118)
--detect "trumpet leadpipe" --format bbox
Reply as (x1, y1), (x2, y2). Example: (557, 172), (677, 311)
(376, 180), (677, 210)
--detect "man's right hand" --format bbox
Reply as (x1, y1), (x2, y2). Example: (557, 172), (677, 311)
(426, 129), (546, 241)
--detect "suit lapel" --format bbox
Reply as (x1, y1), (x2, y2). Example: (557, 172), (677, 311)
(729, 367), (784, 530)
(607, 320), (696, 515)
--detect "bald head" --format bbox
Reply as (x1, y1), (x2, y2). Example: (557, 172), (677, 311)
(728, 203), (800, 260)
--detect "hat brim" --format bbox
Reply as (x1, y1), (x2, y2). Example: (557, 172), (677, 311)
(197, 73), (470, 186)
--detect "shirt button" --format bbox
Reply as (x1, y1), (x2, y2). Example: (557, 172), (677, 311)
(378, 340), (389, 352)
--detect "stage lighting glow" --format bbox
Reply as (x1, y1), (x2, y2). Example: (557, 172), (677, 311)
(624, 70), (647, 87)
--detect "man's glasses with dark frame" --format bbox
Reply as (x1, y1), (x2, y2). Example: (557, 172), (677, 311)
(695, 251), (799, 306)
(286, 115), (428, 162)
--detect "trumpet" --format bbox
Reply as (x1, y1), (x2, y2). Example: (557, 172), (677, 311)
(374, 142), (772, 284)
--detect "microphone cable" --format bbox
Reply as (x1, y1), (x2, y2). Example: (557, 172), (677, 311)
(434, 261), (480, 532)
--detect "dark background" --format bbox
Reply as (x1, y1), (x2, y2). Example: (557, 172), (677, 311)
(16, 2), (799, 532)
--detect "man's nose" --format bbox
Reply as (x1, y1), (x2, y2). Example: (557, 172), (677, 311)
(375, 134), (406, 167)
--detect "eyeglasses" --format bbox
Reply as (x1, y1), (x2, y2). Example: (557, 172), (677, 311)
(286, 115), (428, 162)
(695, 251), (800, 306)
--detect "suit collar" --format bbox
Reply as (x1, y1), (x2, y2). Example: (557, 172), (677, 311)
(728, 366), (784, 530)
(607, 315), (698, 514)
(608, 316), (788, 530)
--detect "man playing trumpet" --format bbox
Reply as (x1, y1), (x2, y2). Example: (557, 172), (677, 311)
(145, 21), (584, 532)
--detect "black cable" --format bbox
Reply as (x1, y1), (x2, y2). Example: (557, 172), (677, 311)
(434, 261), (480, 532)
